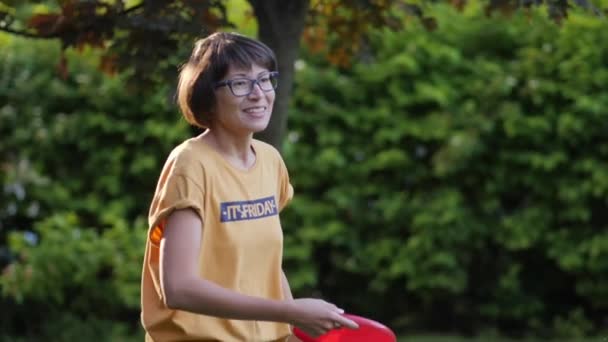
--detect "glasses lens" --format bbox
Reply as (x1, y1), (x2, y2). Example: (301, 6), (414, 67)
(227, 73), (278, 96)
(258, 74), (278, 91)
(230, 79), (252, 96)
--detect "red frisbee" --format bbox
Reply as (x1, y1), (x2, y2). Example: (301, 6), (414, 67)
(293, 313), (397, 342)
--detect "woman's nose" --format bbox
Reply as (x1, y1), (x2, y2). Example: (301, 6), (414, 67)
(247, 82), (264, 98)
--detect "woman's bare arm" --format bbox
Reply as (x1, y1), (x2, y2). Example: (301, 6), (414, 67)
(160, 208), (290, 322)
(159, 208), (357, 336)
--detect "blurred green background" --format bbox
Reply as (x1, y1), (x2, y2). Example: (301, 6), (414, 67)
(2, 1), (608, 341)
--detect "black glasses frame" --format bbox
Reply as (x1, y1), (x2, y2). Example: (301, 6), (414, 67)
(214, 71), (279, 97)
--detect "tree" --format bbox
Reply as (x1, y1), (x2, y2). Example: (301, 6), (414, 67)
(0, 0), (603, 149)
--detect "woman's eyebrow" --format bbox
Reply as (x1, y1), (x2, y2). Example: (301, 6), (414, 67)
(228, 71), (270, 78)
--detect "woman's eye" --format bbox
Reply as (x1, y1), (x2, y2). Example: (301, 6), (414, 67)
(232, 80), (249, 88)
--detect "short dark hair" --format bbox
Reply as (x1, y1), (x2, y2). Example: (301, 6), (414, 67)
(176, 32), (277, 128)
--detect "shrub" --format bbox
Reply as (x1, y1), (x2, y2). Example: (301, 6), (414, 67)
(283, 5), (608, 338)
(0, 37), (188, 340)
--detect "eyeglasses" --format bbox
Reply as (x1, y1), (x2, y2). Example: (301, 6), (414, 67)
(214, 71), (279, 97)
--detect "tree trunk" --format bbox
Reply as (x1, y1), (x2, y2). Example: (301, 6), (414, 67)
(248, 0), (309, 151)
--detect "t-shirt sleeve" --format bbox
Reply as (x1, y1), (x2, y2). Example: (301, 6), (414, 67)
(278, 157), (294, 211)
(148, 172), (205, 246)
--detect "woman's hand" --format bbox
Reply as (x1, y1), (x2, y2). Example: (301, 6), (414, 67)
(286, 298), (359, 338)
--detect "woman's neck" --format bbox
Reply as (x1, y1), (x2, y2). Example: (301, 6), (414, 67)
(200, 129), (256, 169)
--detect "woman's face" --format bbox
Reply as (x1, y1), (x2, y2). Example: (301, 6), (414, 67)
(212, 63), (276, 135)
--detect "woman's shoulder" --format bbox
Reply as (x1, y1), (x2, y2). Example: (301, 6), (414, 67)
(168, 137), (199, 160)
(164, 136), (215, 173)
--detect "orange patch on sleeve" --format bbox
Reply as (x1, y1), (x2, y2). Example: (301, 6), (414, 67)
(150, 225), (164, 245)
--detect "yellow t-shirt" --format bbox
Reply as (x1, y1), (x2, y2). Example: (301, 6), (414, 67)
(141, 137), (294, 342)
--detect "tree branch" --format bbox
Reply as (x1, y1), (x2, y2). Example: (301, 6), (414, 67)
(0, 26), (57, 39)
(0, 2), (144, 40)
(123, 2), (145, 15)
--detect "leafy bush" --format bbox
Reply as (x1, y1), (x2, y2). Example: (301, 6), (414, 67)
(283, 5), (608, 338)
(1, 213), (145, 341)
(0, 37), (188, 340)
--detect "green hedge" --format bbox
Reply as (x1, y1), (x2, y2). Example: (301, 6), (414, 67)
(282, 6), (608, 338)
(0, 39), (186, 340)
(1, 5), (608, 340)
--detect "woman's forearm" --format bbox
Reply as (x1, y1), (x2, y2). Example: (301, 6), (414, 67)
(166, 276), (294, 323)
(160, 209), (296, 323)
(160, 210), (296, 323)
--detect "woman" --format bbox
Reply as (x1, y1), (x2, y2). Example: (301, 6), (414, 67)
(140, 32), (357, 341)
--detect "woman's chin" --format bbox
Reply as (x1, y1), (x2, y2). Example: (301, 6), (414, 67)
(251, 124), (270, 133)
(246, 119), (271, 133)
